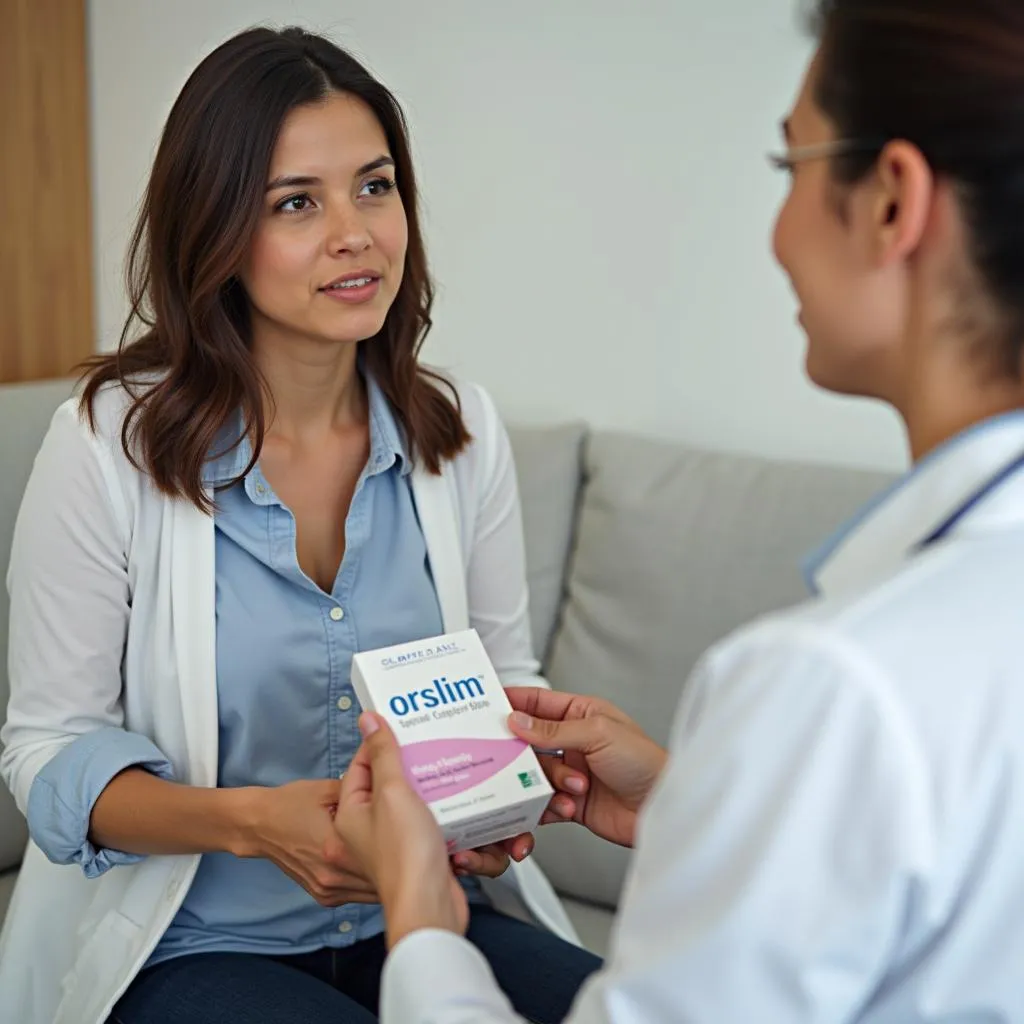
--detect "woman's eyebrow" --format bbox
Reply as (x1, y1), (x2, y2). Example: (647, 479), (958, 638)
(265, 156), (395, 192)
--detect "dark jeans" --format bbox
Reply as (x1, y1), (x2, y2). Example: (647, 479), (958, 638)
(109, 906), (602, 1024)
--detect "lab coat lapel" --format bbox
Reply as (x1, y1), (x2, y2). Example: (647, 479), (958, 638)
(812, 415), (1024, 598)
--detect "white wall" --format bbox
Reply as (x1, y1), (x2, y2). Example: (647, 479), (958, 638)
(87, 0), (907, 472)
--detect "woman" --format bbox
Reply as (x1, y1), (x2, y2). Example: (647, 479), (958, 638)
(335, 1), (1024, 1020)
(0, 26), (599, 1024)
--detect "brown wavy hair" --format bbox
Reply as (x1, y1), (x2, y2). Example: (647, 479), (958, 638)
(80, 26), (470, 512)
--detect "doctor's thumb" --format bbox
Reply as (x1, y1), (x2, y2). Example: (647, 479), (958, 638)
(358, 713), (405, 776)
(509, 711), (601, 754)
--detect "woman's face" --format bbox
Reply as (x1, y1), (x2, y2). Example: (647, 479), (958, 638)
(241, 91), (409, 349)
(772, 56), (908, 400)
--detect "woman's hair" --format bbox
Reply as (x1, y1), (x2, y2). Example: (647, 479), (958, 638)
(809, 1), (1024, 373)
(81, 26), (470, 511)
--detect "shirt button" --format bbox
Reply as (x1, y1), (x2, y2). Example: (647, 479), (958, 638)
(255, 483), (266, 496)
(338, 921), (353, 934)
(330, 607), (344, 622)
(337, 696), (353, 712)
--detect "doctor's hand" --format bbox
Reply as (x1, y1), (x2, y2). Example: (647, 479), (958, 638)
(506, 688), (668, 849)
(233, 779), (379, 907)
(335, 713), (470, 949)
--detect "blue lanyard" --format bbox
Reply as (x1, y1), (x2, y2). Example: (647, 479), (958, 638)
(919, 450), (1024, 548)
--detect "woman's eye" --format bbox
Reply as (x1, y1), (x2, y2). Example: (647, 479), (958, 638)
(359, 177), (397, 198)
(276, 193), (315, 213)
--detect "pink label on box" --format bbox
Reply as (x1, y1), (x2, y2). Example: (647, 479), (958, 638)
(400, 738), (529, 803)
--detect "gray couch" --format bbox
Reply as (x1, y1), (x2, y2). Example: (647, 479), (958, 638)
(0, 381), (893, 957)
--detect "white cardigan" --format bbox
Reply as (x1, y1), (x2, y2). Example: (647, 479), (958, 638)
(0, 377), (576, 1024)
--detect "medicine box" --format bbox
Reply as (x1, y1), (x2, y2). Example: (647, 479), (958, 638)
(351, 629), (553, 853)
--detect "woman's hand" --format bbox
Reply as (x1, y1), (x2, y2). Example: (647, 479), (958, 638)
(335, 713), (469, 948)
(506, 688), (668, 849)
(232, 779), (378, 907)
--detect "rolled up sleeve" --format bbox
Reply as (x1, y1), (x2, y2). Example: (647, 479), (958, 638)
(27, 726), (174, 877)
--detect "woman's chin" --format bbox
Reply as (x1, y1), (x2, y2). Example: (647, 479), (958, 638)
(322, 310), (391, 345)
(804, 356), (868, 398)
(803, 345), (842, 394)
(283, 316), (390, 348)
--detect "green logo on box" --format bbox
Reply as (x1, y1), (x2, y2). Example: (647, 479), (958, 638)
(518, 772), (535, 789)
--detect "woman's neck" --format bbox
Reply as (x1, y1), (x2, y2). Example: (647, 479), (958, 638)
(252, 331), (366, 443)
(898, 348), (1024, 462)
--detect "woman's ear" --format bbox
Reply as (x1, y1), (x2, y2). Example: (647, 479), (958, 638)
(871, 140), (934, 267)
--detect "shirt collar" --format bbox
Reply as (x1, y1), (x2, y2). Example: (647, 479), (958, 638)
(805, 411), (1024, 598)
(365, 371), (412, 477)
(203, 412), (252, 488)
(201, 370), (411, 488)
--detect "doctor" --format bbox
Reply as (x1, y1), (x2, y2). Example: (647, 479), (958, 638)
(334, 0), (1024, 1019)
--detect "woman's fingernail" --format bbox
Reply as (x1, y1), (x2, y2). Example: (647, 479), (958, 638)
(359, 713), (380, 738)
(510, 711), (533, 730)
(564, 776), (586, 795)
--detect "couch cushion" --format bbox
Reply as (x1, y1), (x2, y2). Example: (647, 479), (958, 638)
(534, 432), (896, 908)
(561, 896), (615, 958)
(507, 423), (587, 666)
(0, 379), (77, 873)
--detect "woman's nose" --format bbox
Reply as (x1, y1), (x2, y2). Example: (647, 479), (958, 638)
(326, 202), (372, 255)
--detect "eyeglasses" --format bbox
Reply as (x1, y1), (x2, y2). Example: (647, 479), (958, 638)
(767, 138), (883, 172)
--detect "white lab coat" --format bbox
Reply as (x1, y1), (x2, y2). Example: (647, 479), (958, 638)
(0, 377), (576, 1024)
(382, 413), (1024, 1023)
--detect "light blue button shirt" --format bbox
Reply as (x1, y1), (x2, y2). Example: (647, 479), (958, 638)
(25, 372), (485, 966)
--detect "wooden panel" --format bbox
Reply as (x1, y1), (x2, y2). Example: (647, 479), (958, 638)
(0, 0), (94, 384)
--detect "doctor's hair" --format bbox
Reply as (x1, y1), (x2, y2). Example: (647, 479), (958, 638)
(808, 0), (1024, 377)
(79, 26), (470, 512)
